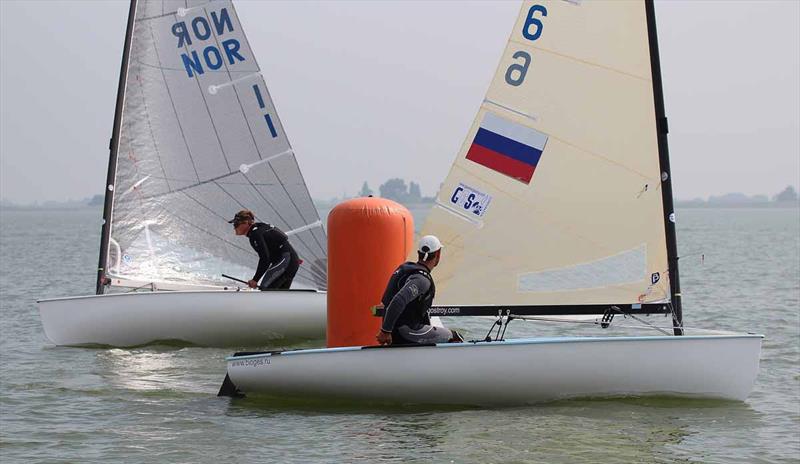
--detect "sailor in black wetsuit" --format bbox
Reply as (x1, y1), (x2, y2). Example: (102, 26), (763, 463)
(376, 235), (462, 345)
(229, 209), (300, 290)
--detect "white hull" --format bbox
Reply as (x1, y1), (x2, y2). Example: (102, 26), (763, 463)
(224, 333), (763, 405)
(38, 290), (326, 347)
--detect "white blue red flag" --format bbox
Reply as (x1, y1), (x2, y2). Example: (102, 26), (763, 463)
(465, 113), (548, 184)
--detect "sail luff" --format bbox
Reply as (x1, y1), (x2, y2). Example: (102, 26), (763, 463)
(97, 0), (139, 295)
(645, 0), (683, 334)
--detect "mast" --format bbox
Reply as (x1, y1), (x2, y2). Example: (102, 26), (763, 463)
(96, 0), (138, 295)
(645, 0), (683, 335)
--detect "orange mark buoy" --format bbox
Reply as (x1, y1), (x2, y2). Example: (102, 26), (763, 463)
(327, 197), (414, 348)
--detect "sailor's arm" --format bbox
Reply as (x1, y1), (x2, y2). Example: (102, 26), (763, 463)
(252, 232), (272, 282)
(380, 275), (431, 333)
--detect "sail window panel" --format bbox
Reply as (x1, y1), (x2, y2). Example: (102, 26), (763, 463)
(518, 245), (647, 292)
(511, 1), (651, 80)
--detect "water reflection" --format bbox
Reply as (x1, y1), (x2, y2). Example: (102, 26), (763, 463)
(94, 347), (225, 396)
(220, 394), (760, 464)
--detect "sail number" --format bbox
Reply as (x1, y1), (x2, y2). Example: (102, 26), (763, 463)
(450, 183), (492, 218)
(172, 8), (246, 79)
(505, 51), (531, 87)
(505, 5), (547, 87)
(522, 5), (548, 41)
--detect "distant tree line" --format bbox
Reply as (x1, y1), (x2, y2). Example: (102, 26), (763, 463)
(676, 186), (798, 207)
(359, 178), (434, 204)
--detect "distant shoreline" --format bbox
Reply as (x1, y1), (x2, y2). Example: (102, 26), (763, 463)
(2, 202), (798, 212)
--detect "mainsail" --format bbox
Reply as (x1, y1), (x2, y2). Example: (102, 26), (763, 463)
(421, 0), (680, 321)
(96, 0), (327, 292)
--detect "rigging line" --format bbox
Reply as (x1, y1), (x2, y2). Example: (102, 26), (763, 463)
(139, 171), (286, 186)
(179, 189), (231, 223)
(135, 72), (172, 191)
(202, 8), (327, 256)
(179, 15), (232, 173)
(148, 21), (201, 182)
(507, 38), (650, 82)
(214, 179), (327, 265)
(610, 306), (670, 335)
(133, 58), (253, 75)
(126, 283), (156, 293)
(514, 316), (677, 332)
(138, 169), (240, 202)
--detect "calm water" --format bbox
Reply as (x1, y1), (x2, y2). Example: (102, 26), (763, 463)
(1, 207), (798, 463)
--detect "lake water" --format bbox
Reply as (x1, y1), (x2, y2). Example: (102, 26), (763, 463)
(1, 207), (798, 463)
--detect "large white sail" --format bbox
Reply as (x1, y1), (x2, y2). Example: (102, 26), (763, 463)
(422, 0), (671, 308)
(102, 0), (327, 290)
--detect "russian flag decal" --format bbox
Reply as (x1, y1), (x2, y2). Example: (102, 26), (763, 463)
(465, 112), (548, 184)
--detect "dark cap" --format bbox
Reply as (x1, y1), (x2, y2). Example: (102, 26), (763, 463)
(228, 209), (255, 224)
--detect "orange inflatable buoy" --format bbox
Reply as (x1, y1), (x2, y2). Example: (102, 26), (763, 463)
(327, 197), (414, 348)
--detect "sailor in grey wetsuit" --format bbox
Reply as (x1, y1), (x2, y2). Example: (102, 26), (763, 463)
(230, 209), (299, 290)
(376, 235), (462, 345)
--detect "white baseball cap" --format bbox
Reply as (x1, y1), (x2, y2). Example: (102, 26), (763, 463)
(418, 235), (443, 258)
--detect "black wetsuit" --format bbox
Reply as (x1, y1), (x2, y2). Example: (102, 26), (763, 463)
(247, 222), (299, 290)
(380, 262), (452, 344)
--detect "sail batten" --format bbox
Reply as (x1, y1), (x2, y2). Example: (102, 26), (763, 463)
(101, 0), (327, 291)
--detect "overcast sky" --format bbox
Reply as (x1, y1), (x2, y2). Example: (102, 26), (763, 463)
(1, 0), (798, 204)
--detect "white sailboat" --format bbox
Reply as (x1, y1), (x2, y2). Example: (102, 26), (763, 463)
(220, 0), (763, 405)
(38, 0), (328, 347)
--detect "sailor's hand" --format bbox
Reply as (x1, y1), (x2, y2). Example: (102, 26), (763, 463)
(247, 279), (258, 289)
(376, 330), (392, 346)
(370, 304), (385, 316)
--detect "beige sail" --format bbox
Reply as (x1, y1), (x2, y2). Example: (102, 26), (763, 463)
(421, 0), (670, 306)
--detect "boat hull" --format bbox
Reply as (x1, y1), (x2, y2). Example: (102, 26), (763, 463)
(38, 290), (326, 347)
(224, 334), (763, 405)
